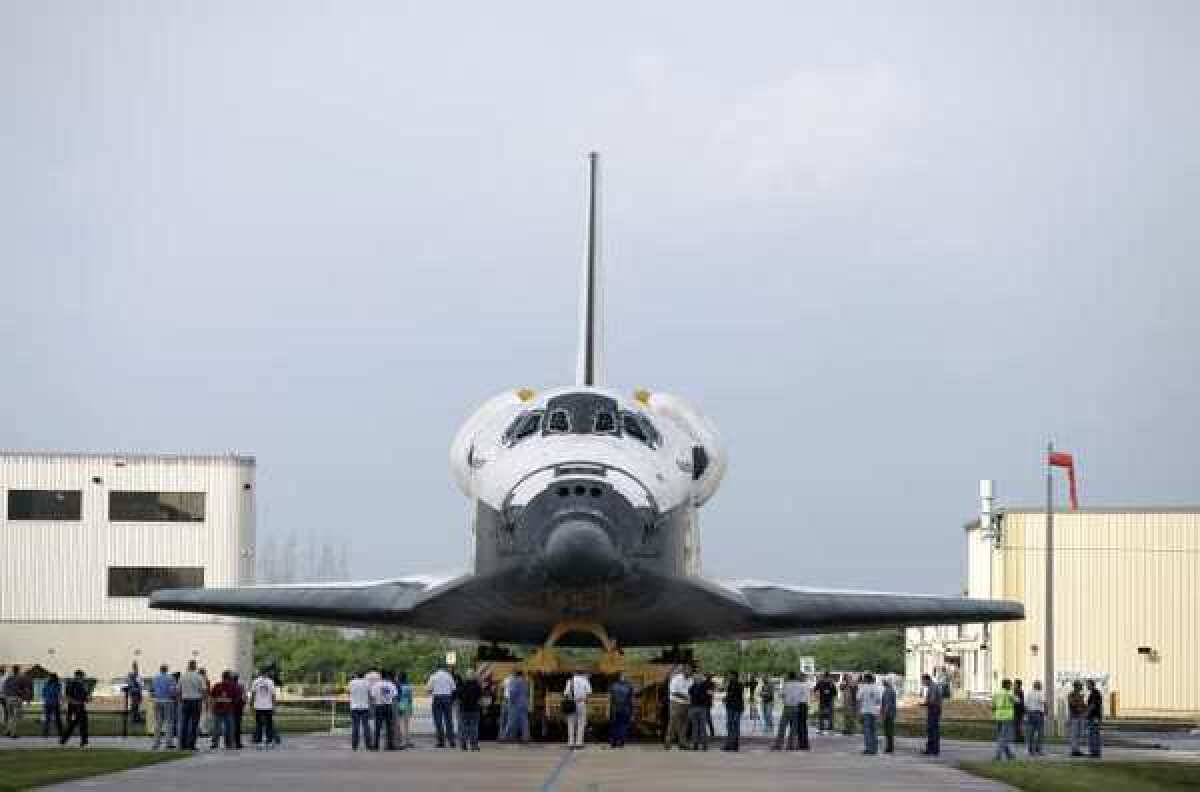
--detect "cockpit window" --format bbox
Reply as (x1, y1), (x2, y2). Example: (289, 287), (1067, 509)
(622, 412), (646, 443)
(543, 392), (616, 436)
(641, 415), (661, 447)
(594, 411), (616, 434)
(503, 410), (543, 446)
(622, 411), (660, 449)
(546, 409), (570, 434)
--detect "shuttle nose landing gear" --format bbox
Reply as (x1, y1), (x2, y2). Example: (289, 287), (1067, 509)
(526, 619), (626, 675)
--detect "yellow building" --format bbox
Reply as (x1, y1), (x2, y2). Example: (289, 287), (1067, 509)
(909, 500), (1200, 716)
(990, 507), (1200, 716)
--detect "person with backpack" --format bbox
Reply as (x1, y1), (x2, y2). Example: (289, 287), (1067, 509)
(563, 670), (592, 749)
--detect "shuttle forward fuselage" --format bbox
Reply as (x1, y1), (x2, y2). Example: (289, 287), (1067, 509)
(451, 386), (725, 604)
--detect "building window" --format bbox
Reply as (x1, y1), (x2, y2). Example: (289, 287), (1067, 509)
(107, 566), (204, 597)
(6, 490), (82, 520)
(109, 492), (205, 522)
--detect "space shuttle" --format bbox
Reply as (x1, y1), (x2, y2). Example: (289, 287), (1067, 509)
(152, 153), (1023, 647)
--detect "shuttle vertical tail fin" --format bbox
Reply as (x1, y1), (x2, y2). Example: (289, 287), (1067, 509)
(575, 151), (603, 386)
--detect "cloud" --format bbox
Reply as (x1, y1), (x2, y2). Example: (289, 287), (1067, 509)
(707, 63), (923, 197)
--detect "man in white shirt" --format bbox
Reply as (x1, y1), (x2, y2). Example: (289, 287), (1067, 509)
(499, 673), (515, 739)
(348, 672), (372, 751)
(370, 672), (398, 751)
(664, 666), (691, 750)
(1025, 679), (1046, 756)
(563, 671), (592, 749)
(426, 664), (457, 748)
(773, 671), (811, 751)
(178, 661), (206, 751)
(858, 673), (884, 755)
(250, 670), (276, 749)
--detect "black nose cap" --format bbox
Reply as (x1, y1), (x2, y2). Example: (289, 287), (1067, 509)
(543, 518), (621, 585)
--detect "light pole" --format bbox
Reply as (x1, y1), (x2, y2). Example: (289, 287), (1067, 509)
(1044, 441), (1055, 727)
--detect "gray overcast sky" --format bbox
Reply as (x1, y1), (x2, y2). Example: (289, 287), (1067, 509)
(2, 1), (1198, 594)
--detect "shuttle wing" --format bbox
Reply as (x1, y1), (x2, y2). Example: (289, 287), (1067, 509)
(720, 580), (1024, 638)
(149, 573), (1022, 644)
(148, 576), (467, 629)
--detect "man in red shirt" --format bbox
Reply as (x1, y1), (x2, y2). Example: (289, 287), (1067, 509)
(209, 671), (238, 750)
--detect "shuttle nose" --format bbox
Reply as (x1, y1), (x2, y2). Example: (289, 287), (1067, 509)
(543, 517), (621, 585)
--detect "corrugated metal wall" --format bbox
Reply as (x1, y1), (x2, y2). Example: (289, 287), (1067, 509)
(992, 510), (1200, 715)
(1, 452), (255, 623)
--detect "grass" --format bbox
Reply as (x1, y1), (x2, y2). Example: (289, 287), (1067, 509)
(9, 709), (331, 738)
(0, 749), (186, 791)
(960, 760), (1200, 792)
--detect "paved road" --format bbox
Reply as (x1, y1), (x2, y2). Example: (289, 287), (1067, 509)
(8, 733), (1014, 792)
(10, 731), (1197, 791)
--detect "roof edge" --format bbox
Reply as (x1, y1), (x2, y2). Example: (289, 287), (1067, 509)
(0, 451), (256, 466)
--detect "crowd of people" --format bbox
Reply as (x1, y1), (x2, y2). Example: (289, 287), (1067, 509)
(1, 661), (1107, 761)
(389, 662), (1107, 761)
(661, 667), (899, 755)
(0, 661), (282, 751)
(347, 669), (416, 751)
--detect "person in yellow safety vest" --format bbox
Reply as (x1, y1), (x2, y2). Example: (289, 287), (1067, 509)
(992, 679), (1016, 761)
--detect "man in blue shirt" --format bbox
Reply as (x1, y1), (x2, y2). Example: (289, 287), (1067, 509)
(608, 672), (634, 748)
(41, 673), (63, 738)
(505, 670), (531, 743)
(151, 665), (178, 749)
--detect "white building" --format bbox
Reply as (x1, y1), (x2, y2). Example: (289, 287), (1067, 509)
(907, 481), (1200, 716)
(0, 452), (255, 685)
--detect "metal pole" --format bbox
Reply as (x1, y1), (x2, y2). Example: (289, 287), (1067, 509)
(1044, 440), (1055, 728)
